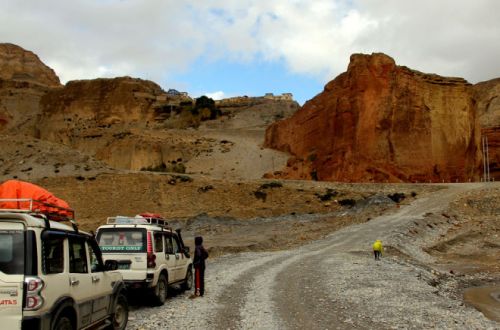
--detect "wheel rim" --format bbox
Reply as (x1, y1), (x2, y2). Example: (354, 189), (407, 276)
(186, 270), (193, 290)
(57, 317), (73, 330)
(114, 303), (126, 328)
(158, 278), (166, 302)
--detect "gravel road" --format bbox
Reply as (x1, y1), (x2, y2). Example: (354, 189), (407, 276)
(128, 183), (499, 330)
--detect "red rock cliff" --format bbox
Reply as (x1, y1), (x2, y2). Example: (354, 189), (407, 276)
(265, 53), (482, 182)
(474, 78), (500, 181)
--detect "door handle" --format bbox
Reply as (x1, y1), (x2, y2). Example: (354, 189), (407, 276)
(70, 279), (80, 286)
(92, 276), (100, 283)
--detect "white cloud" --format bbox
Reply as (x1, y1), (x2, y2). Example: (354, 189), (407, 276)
(203, 91), (226, 100)
(1, 0), (499, 89)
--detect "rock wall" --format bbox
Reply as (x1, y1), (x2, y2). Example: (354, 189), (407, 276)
(39, 77), (166, 141)
(0, 44), (61, 135)
(0, 43), (60, 87)
(480, 126), (499, 181)
(0, 79), (52, 135)
(474, 78), (500, 180)
(265, 53), (482, 183)
(36, 77), (197, 170)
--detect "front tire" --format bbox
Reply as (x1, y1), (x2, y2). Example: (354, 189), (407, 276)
(111, 294), (128, 330)
(153, 274), (168, 306)
(182, 267), (193, 291)
(53, 315), (73, 330)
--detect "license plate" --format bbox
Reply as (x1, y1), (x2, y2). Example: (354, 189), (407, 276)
(117, 263), (130, 270)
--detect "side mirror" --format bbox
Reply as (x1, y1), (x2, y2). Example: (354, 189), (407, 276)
(104, 260), (118, 271)
(183, 246), (190, 258)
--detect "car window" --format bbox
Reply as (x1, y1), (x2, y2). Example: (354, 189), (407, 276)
(0, 230), (24, 275)
(88, 242), (104, 273)
(154, 233), (163, 252)
(43, 237), (64, 274)
(69, 238), (88, 274)
(164, 235), (173, 254)
(172, 236), (180, 254)
(97, 228), (146, 253)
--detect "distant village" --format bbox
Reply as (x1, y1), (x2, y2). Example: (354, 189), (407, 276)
(166, 89), (294, 102)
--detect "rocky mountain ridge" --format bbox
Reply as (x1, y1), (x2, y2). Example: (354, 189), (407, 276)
(265, 53), (499, 182)
(0, 43), (296, 179)
(0, 43), (60, 87)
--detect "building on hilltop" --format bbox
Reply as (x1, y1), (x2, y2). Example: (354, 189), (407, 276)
(264, 93), (294, 101)
(167, 89), (189, 97)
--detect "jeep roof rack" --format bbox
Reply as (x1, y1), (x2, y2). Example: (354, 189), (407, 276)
(106, 215), (171, 230)
(0, 198), (78, 231)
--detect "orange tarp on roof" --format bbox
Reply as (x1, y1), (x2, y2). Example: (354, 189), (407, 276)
(0, 180), (72, 217)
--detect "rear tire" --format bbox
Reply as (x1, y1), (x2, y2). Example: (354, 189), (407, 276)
(153, 274), (168, 306)
(111, 294), (128, 330)
(53, 315), (73, 330)
(182, 267), (193, 291)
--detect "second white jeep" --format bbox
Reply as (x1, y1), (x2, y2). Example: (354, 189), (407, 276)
(96, 215), (193, 305)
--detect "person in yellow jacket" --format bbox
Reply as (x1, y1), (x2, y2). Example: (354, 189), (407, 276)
(373, 239), (383, 260)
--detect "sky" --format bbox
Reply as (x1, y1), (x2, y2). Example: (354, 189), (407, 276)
(1, 0), (499, 104)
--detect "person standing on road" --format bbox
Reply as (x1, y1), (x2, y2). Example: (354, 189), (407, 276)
(194, 236), (209, 297)
(372, 239), (383, 260)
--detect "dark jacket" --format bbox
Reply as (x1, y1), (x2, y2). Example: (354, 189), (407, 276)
(193, 236), (208, 269)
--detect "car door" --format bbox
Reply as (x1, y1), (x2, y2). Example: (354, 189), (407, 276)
(0, 221), (25, 330)
(153, 232), (166, 274)
(164, 234), (178, 282)
(87, 240), (113, 324)
(68, 236), (94, 328)
(171, 235), (185, 281)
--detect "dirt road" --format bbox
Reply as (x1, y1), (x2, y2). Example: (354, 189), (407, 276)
(128, 183), (498, 329)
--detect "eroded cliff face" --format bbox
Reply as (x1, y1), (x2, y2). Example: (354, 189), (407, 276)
(265, 53), (482, 182)
(38, 77), (166, 142)
(0, 44), (61, 135)
(36, 77), (200, 170)
(474, 78), (500, 180)
(0, 43), (60, 87)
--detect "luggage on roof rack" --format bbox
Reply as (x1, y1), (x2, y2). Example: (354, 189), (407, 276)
(0, 180), (77, 229)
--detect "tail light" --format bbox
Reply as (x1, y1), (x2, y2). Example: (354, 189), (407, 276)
(24, 277), (44, 311)
(147, 232), (153, 253)
(147, 232), (156, 268)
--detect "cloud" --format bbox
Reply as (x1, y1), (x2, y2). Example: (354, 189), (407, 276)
(203, 91), (226, 100)
(1, 0), (499, 89)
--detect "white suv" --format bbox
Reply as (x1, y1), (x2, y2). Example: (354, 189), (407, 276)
(0, 199), (128, 330)
(96, 215), (193, 305)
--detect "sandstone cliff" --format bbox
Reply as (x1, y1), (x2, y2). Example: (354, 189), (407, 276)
(39, 76), (167, 135)
(0, 79), (53, 135)
(265, 53), (482, 183)
(0, 43), (60, 87)
(36, 77), (203, 170)
(474, 78), (500, 180)
(0, 44), (61, 135)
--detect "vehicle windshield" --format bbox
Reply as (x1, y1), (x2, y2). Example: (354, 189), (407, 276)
(97, 228), (146, 253)
(0, 230), (24, 275)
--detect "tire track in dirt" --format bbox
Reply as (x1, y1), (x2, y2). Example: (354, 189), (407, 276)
(212, 253), (285, 329)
